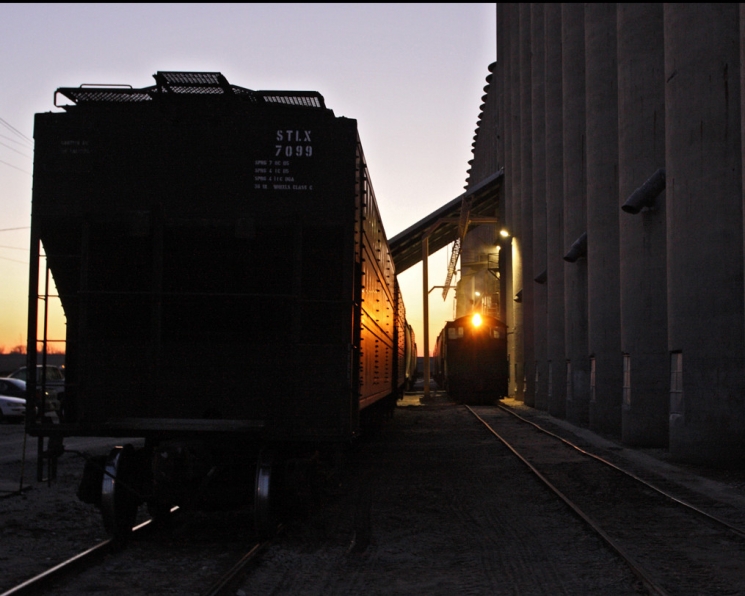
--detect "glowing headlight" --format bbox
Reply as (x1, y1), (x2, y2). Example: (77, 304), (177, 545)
(472, 313), (482, 328)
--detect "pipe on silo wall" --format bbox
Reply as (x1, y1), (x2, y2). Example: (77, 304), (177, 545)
(617, 3), (669, 447)
(495, 33), (504, 174)
(501, 3), (517, 399)
(561, 3), (589, 425)
(544, 3), (566, 418)
(520, 3), (534, 406)
(497, 5), (509, 332)
(509, 3), (524, 400)
(585, 3), (622, 436)
(531, 3), (548, 411)
(499, 2), (511, 244)
(742, 5), (745, 444)
(664, 4), (745, 464)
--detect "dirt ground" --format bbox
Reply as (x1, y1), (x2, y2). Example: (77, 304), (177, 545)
(0, 436), (115, 593)
(239, 398), (647, 595)
(3, 395), (745, 595)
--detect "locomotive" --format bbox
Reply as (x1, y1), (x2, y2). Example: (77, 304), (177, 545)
(433, 313), (508, 405)
(26, 71), (412, 536)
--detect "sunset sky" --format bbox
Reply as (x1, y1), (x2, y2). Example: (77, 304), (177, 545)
(0, 3), (496, 356)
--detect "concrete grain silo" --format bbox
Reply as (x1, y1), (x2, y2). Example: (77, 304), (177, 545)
(493, 2), (745, 465)
(585, 3), (622, 436)
(663, 3), (744, 464)
(561, 3), (590, 426)
(531, 3), (549, 411)
(544, 3), (567, 418)
(617, 3), (668, 447)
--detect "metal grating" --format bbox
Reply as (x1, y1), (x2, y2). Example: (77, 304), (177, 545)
(231, 86), (257, 96)
(56, 88), (154, 105)
(158, 71), (225, 86)
(154, 71), (232, 95)
(260, 92), (325, 109)
(55, 72), (326, 110)
(165, 85), (225, 95)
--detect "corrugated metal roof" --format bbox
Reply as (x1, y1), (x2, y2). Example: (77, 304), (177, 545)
(390, 170), (502, 274)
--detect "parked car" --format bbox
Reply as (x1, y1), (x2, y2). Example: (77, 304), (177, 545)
(8, 364), (65, 388)
(9, 365), (65, 407)
(0, 377), (60, 422)
(0, 378), (28, 422)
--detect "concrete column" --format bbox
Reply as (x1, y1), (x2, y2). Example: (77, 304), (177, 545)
(509, 3), (524, 400)
(562, 3), (589, 425)
(496, 7), (505, 174)
(499, 3), (512, 242)
(585, 3), (622, 436)
(617, 3), (668, 447)
(501, 3), (515, 398)
(497, 4), (510, 341)
(520, 3), (534, 406)
(664, 4), (744, 464)
(544, 3), (566, 418)
(742, 5), (745, 398)
(531, 3), (548, 410)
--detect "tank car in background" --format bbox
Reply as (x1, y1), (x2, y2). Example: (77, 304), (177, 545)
(26, 71), (411, 537)
(433, 313), (508, 405)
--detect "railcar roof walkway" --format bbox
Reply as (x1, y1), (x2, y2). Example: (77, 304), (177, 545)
(389, 170), (502, 274)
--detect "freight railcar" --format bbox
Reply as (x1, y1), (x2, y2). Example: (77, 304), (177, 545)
(393, 284), (417, 393)
(433, 313), (508, 404)
(404, 323), (418, 391)
(26, 71), (409, 536)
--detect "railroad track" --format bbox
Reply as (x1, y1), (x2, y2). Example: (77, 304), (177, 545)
(466, 404), (745, 596)
(200, 535), (276, 596)
(0, 516), (156, 596)
(0, 512), (278, 596)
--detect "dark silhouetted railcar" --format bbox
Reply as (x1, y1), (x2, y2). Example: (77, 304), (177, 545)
(26, 71), (411, 536)
(433, 313), (508, 405)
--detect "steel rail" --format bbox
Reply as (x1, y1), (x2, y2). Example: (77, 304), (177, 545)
(0, 515), (161, 596)
(201, 525), (283, 596)
(465, 405), (670, 596)
(0, 539), (112, 596)
(495, 403), (745, 539)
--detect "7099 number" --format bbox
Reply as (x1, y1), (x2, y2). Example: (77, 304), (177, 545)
(276, 145), (313, 157)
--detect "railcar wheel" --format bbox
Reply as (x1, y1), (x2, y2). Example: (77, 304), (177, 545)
(101, 445), (139, 538)
(254, 449), (278, 538)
